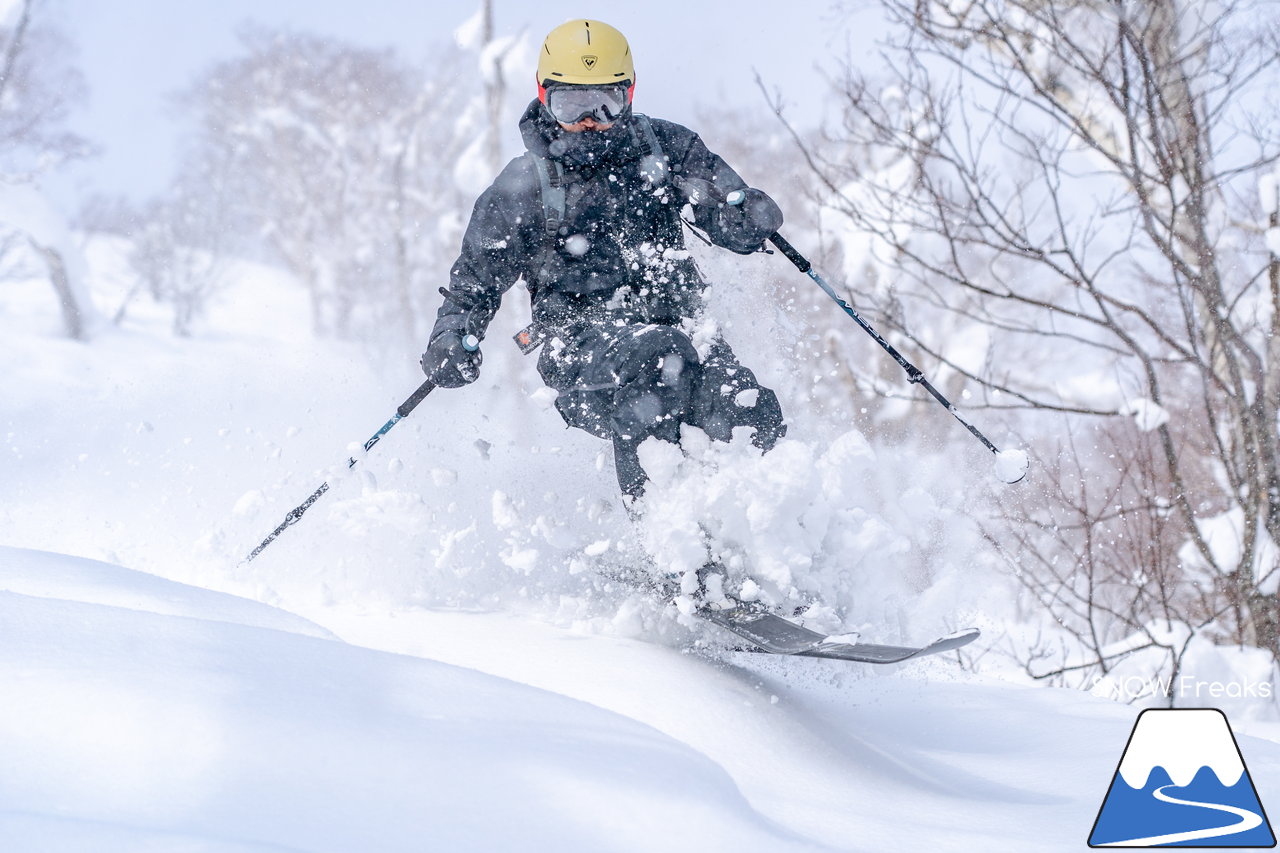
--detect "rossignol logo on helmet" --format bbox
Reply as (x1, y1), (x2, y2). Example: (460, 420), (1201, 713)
(581, 55), (598, 69)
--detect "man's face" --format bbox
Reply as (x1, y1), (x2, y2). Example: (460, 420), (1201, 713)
(558, 116), (613, 133)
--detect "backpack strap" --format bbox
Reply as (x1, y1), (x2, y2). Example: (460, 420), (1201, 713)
(526, 150), (566, 237)
(517, 150), (567, 356)
(635, 114), (662, 157)
(633, 114), (669, 186)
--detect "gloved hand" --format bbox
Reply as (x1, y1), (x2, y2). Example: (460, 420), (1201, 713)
(713, 187), (783, 254)
(420, 332), (482, 388)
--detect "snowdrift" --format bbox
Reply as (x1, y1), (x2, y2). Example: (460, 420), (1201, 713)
(0, 547), (806, 852)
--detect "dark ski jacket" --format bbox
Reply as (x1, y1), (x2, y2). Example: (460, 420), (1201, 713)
(429, 100), (768, 351)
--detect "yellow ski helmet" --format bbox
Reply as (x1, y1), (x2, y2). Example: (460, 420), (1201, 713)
(536, 19), (635, 109)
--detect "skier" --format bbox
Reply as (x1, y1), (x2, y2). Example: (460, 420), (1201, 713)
(420, 19), (786, 500)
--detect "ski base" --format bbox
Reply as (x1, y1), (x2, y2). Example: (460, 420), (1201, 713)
(598, 564), (979, 664)
(793, 627), (980, 664)
(700, 606), (830, 655)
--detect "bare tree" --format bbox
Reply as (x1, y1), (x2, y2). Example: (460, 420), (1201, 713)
(0, 0), (97, 339)
(783, 0), (1280, 673)
(127, 202), (229, 337)
(995, 424), (1213, 699)
(0, 0), (90, 178)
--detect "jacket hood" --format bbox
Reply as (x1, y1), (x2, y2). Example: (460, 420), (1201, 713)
(518, 99), (643, 169)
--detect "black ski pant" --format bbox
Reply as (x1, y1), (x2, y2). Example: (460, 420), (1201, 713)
(538, 322), (786, 497)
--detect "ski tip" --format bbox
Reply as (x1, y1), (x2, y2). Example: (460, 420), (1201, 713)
(926, 627), (981, 656)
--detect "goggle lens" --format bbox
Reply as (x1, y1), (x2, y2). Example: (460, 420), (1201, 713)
(546, 84), (629, 125)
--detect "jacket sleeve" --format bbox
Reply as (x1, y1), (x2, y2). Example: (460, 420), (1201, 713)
(664, 124), (783, 255)
(429, 157), (541, 345)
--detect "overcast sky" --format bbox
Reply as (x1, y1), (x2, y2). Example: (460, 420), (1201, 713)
(39, 0), (880, 213)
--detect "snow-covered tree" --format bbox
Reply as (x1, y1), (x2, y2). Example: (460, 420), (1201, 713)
(175, 26), (480, 343)
(450, 2), (530, 193)
(0, 0), (97, 340)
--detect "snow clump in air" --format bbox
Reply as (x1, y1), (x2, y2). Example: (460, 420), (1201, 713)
(993, 448), (1029, 484)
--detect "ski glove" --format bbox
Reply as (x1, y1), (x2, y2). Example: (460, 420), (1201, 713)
(711, 188), (783, 255)
(421, 332), (482, 388)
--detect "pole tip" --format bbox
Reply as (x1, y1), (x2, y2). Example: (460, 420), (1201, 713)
(994, 448), (1029, 484)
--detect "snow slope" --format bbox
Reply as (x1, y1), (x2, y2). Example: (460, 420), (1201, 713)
(0, 547), (808, 852)
(305, 603), (1280, 852)
(5, 236), (1280, 851)
(12, 545), (1280, 852)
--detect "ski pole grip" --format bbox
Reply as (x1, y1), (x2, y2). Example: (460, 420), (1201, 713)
(397, 379), (436, 418)
(768, 232), (811, 274)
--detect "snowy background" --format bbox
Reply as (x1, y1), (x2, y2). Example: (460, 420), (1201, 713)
(4, 1), (1280, 850)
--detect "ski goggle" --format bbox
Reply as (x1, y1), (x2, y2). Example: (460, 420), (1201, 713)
(541, 83), (632, 125)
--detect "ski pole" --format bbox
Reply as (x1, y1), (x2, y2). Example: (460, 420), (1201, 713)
(242, 335), (479, 563)
(724, 191), (1027, 483)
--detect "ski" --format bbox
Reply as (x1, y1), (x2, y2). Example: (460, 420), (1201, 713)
(600, 565), (980, 663)
(699, 605), (832, 655)
(793, 627), (980, 664)
(703, 606), (979, 663)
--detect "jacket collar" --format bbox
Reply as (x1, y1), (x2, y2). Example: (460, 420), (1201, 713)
(518, 99), (643, 169)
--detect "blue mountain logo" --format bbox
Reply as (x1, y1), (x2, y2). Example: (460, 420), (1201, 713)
(1090, 708), (1275, 847)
